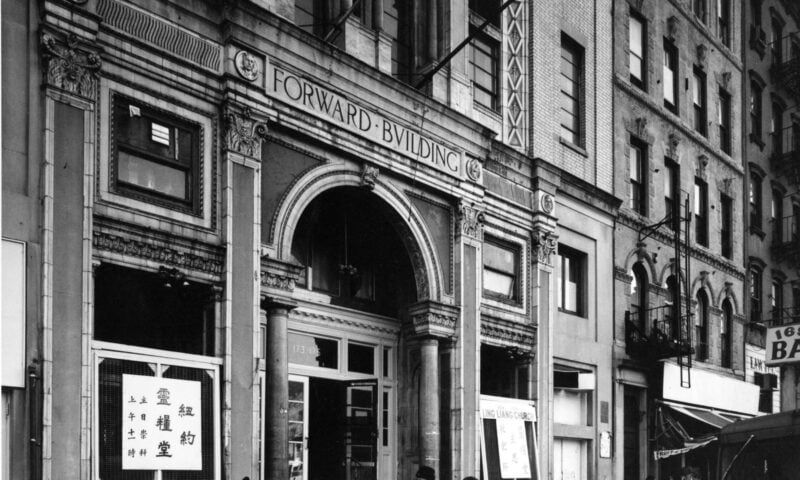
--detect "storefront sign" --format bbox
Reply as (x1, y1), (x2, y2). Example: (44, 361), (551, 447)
(2, 239), (26, 388)
(766, 324), (800, 366)
(662, 362), (759, 415)
(122, 374), (202, 470)
(265, 59), (465, 179)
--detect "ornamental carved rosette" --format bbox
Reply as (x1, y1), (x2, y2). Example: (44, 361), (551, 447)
(223, 105), (268, 158)
(41, 32), (101, 98)
(459, 203), (485, 240)
(532, 229), (558, 265)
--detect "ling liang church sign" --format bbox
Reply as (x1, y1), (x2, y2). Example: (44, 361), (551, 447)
(265, 58), (468, 180)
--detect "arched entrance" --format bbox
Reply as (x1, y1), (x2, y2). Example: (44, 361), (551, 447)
(282, 186), (420, 480)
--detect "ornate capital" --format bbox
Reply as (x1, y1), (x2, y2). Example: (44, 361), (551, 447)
(361, 164), (379, 190)
(407, 300), (459, 340)
(223, 105), (268, 158)
(261, 257), (304, 294)
(459, 203), (485, 240)
(41, 32), (101, 98)
(532, 229), (558, 265)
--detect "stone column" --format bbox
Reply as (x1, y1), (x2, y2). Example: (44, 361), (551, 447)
(263, 297), (297, 480)
(419, 337), (441, 472)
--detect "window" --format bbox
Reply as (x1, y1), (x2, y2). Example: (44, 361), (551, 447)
(629, 12), (646, 89)
(772, 189), (783, 243)
(772, 102), (784, 154)
(664, 159), (679, 229)
(721, 300), (733, 368)
(693, 67), (707, 136)
(561, 34), (584, 146)
(553, 368), (593, 480)
(112, 94), (200, 212)
(384, 0), (438, 86)
(771, 279), (784, 323)
(750, 80), (763, 140)
(750, 266), (763, 323)
(751, 0), (762, 27)
(663, 41), (679, 113)
(721, 194), (733, 259)
(480, 345), (529, 398)
(629, 140), (647, 215)
(693, 0), (706, 23)
(483, 237), (520, 302)
(631, 263), (649, 331)
(771, 17), (784, 64)
(694, 178), (708, 246)
(718, 0), (731, 47)
(756, 372), (777, 413)
(557, 245), (586, 316)
(695, 290), (709, 361)
(470, 31), (500, 110)
(750, 174), (763, 230)
(719, 88), (732, 154)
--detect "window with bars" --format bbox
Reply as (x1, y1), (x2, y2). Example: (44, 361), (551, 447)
(561, 34), (584, 147)
(112, 94), (200, 213)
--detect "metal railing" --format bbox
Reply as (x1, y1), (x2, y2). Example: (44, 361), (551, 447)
(625, 306), (692, 360)
(770, 32), (800, 99)
(768, 306), (800, 326)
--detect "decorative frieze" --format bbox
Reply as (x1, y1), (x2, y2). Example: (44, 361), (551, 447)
(261, 257), (304, 293)
(459, 203), (485, 240)
(503, 0), (526, 149)
(41, 32), (101, 99)
(92, 231), (223, 275)
(223, 105), (268, 158)
(481, 321), (535, 348)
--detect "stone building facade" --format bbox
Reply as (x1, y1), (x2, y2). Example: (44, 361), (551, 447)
(2, 1), (617, 480)
(612, 1), (758, 479)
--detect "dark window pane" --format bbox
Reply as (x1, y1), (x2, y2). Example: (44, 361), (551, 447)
(348, 343), (375, 374)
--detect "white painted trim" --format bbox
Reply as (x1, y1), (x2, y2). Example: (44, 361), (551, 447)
(91, 341), (223, 366)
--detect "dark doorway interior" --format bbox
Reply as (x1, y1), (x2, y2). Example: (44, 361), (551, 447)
(308, 378), (345, 480)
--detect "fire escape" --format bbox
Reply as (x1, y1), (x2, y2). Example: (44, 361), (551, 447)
(625, 198), (693, 387)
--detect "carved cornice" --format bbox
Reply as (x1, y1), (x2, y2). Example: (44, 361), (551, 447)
(407, 300), (459, 340)
(292, 309), (399, 335)
(223, 105), (268, 158)
(481, 320), (536, 348)
(41, 31), (101, 99)
(92, 231), (223, 275)
(532, 229), (558, 265)
(459, 203), (485, 240)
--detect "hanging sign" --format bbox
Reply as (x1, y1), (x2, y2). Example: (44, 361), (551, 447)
(765, 324), (800, 366)
(264, 58), (465, 180)
(122, 374), (202, 470)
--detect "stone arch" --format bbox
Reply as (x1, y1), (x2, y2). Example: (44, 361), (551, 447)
(657, 260), (687, 292)
(623, 243), (658, 284)
(271, 163), (442, 301)
(717, 283), (741, 315)
(691, 273), (717, 308)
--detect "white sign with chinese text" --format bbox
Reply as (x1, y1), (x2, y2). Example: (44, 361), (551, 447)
(496, 418), (532, 479)
(122, 374), (202, 470)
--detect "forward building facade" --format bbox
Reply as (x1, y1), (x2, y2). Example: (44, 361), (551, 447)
(1, 1), (616, 480)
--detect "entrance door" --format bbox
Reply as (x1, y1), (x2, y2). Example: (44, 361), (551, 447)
(289, 375), (309, 480)
(345, 380), (378, 480)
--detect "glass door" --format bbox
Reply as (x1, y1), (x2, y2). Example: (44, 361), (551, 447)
(289, 375), (309, 480)
(345, 380), (378, 480)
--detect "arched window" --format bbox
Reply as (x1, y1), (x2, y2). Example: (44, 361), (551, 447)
(631, 263), (649, 330)
(665, 275), (680, 339)
(695, 290), (709, 361)
(721, 300), (733, 368)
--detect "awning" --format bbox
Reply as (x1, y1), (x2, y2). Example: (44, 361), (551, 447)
(664, 402), (733, 429)
(654, 436), (716, 460)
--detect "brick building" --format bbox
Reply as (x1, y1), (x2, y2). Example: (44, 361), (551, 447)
(612, 1), (759, 479)
(1, 1), (617, 480)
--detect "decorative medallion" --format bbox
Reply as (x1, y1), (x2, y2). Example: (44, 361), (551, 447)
(41, 32), (101, 98)
(466, 157), (482, 182)
(234, 50), (260, 82)
(223, 105), (268, 158)
(540, 193), (555, 215)
(532, 229), (558, 265)
(459, 203), (485, 240)
(361, 165), (379, 189)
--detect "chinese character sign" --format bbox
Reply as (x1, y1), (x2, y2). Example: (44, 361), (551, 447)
(122, 374), (202, 470)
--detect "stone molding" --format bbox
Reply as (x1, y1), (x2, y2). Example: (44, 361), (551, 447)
(92, 231), (223, 275)
(481, 319), (535, 349)
(291, 309), (399, 335)
(41, 31), (101, 99)
(223, 105), (268, 158)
